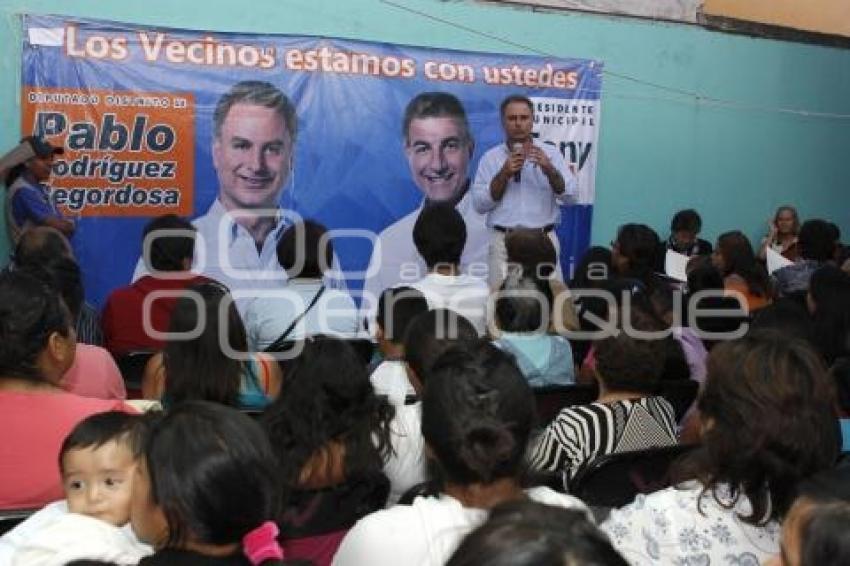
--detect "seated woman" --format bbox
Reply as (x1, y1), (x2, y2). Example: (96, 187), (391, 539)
(577, 284), (690, 385)
(141, 282), (281, 410)
(333, 340), (587, 566)
(807, 264), (850, 366)
(773, 219), (837, 299)
(569, 245), (613, 366)
(684, 259), (750, 351)
(243, 220), (359, 351)
(649, 285), (708, 384)
(130, 401), (299, 565)
(712, 230), (772, 313)
(601, 331), (839, 564)
(659, 209), (713, 261)
(263, 337), (395, 566)
(23, 258), (126, 400)
(758, 205), (800, 262)
(529, 322), (678, 483)
(504, 228), (579, 334)
(492, 272), (575, 388)
(0, 271), (131, 509)
(610, 224), (665, 295)
(385, 309), (479, 506)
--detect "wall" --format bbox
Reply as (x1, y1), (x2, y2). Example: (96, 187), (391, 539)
(0, 0), (847, 266)
(704, 0), (850, 38)
(479, 0), (702, 23)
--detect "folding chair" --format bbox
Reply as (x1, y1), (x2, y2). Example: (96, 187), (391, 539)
(568, 444), (697, 508)
(114, 351), (155, 398)
(658, 379), (699, 423)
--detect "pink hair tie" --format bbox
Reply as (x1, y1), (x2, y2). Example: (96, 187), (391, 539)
(243, 520), (284, 565)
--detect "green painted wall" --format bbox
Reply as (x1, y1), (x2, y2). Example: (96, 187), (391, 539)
(1, 0), (847, 265)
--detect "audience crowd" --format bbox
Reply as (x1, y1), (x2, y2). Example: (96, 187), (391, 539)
(0, 198), (849, 566)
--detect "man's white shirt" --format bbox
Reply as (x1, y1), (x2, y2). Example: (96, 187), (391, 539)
(410, 272), (490, 336)
(361, 189), (489, 326)
(471, 141), (578, 228)
(132, 199), (346, 314)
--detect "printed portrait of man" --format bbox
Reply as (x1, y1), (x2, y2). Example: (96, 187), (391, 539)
(361, 91), (489, 318)
(133, 81), (352, 310)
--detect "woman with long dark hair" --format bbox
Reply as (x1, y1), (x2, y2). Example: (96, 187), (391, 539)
(0, 271), (130, 509)
(333, 340), (586, 566)
(131, 401), (300, 565)
(141, 282), (281, 409)
(602, 331), (839, 564)
(263, 337), (395, 566)
(713, 230), (772, 313)
(808, 264), (850, 365)
(610, 224), (663, 294)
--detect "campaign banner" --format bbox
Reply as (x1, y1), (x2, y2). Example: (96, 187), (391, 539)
(22, 87), (194, 216)
(20, 14), (603, 307)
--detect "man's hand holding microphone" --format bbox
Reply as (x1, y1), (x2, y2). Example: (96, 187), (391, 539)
(505, 141), (526, 182)
(491, 139), (563, 202)
(504, 141), (556, 181)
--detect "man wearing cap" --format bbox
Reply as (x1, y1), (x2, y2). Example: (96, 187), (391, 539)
(471, 95), (578, 288)
(4, 135), (73, 243)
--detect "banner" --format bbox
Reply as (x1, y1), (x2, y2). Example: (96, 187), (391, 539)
(20, 14), (603, 308)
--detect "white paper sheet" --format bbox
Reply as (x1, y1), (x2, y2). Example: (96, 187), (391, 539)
(664, 249), (690, 282)
(766, 247), (794, 274)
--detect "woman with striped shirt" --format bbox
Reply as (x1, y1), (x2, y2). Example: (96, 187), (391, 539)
(529, 327), (678, 481)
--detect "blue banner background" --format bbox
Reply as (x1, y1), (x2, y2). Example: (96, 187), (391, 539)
(22, 14), (602, 307)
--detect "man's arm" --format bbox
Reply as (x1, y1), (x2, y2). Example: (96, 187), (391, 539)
(472, 148), (523, 214)
(489, 149), (525, 201)
(12, 187), (75, 236)
(533, 144), (578, 205)
(488, 164), (513, 202)
(528, 145), (564, 195)
(471, 152), (499, 214)
(544, 165), (565, 195)
(41, 215), (76, 236)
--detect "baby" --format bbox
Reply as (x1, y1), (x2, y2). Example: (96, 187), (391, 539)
(0, 411), (154, 565)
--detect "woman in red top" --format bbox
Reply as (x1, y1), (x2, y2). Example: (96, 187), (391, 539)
(0, 271), (131, 510)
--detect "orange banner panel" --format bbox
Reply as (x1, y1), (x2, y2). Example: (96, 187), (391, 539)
(22, 87), (195, 217)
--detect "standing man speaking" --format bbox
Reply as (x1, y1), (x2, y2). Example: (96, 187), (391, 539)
(472, 95), (578, 288)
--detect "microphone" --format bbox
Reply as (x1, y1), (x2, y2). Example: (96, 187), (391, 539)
(512, 142), (523, 183)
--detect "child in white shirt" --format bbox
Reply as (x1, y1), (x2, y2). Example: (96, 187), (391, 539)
(0, 411), (153, 565)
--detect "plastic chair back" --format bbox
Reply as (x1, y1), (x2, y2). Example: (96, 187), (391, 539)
(658, 379), (699, 422)
(569, 444), (697, 508)
(114, 350), (155, 397)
